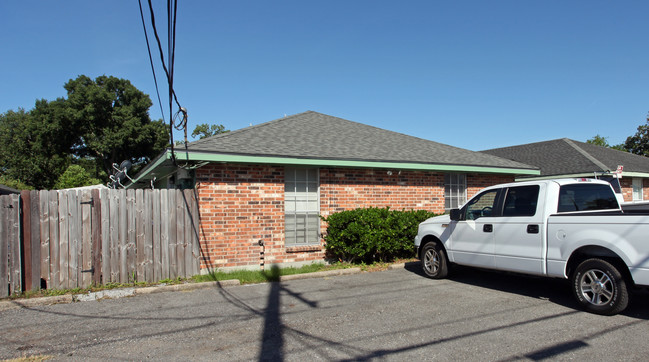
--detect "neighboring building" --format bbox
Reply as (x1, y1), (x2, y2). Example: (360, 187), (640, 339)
(130, 111), (538, 271)
(0, 184), (20, 195)
(482, 138), (649, 203)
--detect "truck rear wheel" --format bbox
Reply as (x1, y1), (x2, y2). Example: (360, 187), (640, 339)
(571, 258), (629, 315)
(421, 242), (448, 279)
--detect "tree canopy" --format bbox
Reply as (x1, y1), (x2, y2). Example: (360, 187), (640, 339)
(624, 114), (649, 157)
(191, 123), (229, 140)
(0, 75), (170, 189)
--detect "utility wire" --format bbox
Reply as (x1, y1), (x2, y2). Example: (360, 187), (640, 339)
(138, 0), (165, 124)
(146, 0), (181, 109)
(141, 0), (188, 169)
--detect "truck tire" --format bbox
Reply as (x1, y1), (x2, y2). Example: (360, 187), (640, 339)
(421, 242), (448, 279)
(571, 258), (629, 315)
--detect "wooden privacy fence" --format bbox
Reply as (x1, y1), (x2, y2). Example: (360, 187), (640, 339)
(1, 189), (201, 297)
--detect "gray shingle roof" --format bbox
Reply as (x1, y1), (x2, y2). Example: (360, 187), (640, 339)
(481, 138), (649, 176)
(187, 111), (536, 170)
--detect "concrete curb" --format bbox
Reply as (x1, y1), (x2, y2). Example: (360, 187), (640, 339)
(0, 280), (241, 312)
(0, 267), (370, 311)
(388, 261), (418, 270)
(0, 295), (74, 311)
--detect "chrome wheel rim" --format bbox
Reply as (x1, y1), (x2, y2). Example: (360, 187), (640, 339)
(424, 248), (440, 274)
(579, 269), (614, 306)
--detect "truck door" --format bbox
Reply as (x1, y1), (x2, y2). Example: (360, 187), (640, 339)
(494, 184), (545, 274)
(449, 188), (500, 268)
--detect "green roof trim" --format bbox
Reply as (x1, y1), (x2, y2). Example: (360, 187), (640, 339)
(516, 171), (649, 181)
(172, 150), (540, 175)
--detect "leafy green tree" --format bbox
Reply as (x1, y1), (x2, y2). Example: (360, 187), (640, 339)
(191, 123), (229, 140)
(624, 114), (649, 157)
(586, 135), (610, 147)
(54, 165), (102, 189)
(0, 175), (32, 191)
(586, 135), (626, 152)
(0, 75), (169, 189)
(63, 75), (169, 176)
(0, 107), (70, 189)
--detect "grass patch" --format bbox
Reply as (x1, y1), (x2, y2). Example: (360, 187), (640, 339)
(193, 262), (353, 285)
(2, 260), (412, 300)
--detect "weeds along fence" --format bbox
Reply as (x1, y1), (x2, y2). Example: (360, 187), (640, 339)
(0, 189), (200, 297)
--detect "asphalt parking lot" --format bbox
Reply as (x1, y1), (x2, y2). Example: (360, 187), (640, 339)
(2, 264), (649, 361)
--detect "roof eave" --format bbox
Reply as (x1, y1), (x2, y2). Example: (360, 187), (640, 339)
(181, 150), (539, 174)
(129, 150), (540, 188)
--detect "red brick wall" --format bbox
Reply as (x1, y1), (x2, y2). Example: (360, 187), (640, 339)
(319, 168), (445, 217)
(195, 164), (514, 271)
(467, 174), (515, 200)
(619, 177), (649, 202)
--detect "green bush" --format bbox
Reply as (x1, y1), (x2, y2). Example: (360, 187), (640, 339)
(322, 207), (438, 263)
(54, 164), (102, 189)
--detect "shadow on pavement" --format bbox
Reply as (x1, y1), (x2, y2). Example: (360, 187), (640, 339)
(404, 260), (649, 319)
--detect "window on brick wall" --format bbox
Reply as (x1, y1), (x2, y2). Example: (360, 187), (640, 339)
(632, 178), (643, 201)
(285, 167), (320, 245)
(445, 173), (467, 210)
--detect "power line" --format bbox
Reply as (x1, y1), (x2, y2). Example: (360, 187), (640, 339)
(139, 0), (188, 170)
(137, 0), (165, 124)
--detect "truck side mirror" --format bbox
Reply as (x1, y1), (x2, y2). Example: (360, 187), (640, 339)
(450, 208), (461, 221)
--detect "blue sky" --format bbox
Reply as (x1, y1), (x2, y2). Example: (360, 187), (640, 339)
(1, 1), (648, 151)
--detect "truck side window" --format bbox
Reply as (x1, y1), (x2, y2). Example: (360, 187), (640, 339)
(503, 185), (539, 217)
(558, 184), (619, 212)
(465, 189), (498, 220)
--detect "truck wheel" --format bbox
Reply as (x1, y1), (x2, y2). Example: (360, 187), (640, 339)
(421, 242), (448, 279)
(571, 258), (629, 315)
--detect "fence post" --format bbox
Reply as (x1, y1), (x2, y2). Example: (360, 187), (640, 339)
(91, 189), (102, 285)
(1, 195), (21, 297)
(0, 196), (8, 297)
(20, 191), (32, 292)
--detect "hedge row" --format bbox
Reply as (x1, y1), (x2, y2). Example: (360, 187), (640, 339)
(322, 207), (438, 263)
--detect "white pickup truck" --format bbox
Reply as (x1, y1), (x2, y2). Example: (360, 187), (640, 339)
(414, 178), (649, 315)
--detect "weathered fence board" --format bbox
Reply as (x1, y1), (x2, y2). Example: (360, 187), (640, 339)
(1, 189), (200, 295)
(0, 196), (9, 297)
(1, 194), (21, 296)
(81, 190), (92, 287)
(168, 191), (178, 279)
(48, 190), (60, 289)
(160, 189), (170, 280)
(39, 190), (50, 289)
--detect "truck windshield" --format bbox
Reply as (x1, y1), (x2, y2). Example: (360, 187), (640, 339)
(557, 184), (619, 212)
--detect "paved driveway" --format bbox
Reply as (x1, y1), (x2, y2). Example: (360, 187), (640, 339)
(1, 265), (649, 361)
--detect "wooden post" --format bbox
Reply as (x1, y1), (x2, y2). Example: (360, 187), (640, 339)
(29, 191), (40, 290)
(39, 190), (50, 289)
(21, 190), (32, 292)
(81, 190), (92, 288)
(0, 195), (10, 297)
(168, 190), (177, 279)
(160, 189), (170, 280)
(91, 189), (102, 285)
(48, 191), (59, 290)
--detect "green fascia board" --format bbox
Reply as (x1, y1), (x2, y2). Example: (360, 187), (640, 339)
(124, 151), (173, 188)
(172, 150), (540, 175)
(619, 172), (649, 178)
(516, 171), (649, 182)
(128, 150), (540, 188)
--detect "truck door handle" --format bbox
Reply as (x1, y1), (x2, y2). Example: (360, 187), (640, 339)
(527, 225), (539, 234)
(483, 224), (493, 233)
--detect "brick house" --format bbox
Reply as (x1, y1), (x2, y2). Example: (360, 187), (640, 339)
(482, 138), (649, 203)
(130, 111), (538, 271)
